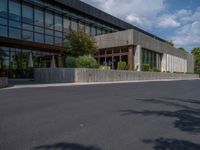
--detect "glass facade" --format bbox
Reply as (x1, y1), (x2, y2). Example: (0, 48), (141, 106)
(0, 0), (118, 47)
(0, 0), (119, 78)
(142, 49), (161, 69)
(0, 46), (59, 78)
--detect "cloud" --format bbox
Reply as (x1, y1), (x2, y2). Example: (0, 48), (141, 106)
(171, 7), (200, 51)
(81, 0), (200, 51)
(158, 16), (180, 28)
(81, 0), (165, 29)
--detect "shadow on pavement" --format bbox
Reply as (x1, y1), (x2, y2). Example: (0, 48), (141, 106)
(143, 138), (200, 150)
(119, 97), (200, 134)
(34, 142), (101, 150)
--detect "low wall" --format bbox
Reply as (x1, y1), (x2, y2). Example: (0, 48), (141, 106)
(34, 68), (199, 83)
(0, 77), (8, 88)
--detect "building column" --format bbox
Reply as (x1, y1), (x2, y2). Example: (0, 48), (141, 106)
(134, 45), (141, 71)
(128, 46), (133, 70)
(161, 53), (167, 72)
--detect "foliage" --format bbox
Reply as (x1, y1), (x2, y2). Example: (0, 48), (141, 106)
(76, 56), (98, 69)
(191, 47), (200, 74)
(167, 40), (174, 47)
(99, 65), (111, 70)
(117, 61), (128, 70)
(178, 47), (186, 52)
(64, 56), (77, 68)
(152, 68), (161, 72)
(141, 64), (150, 71)
(67, 29), (97, 57)
(0, 70), (6, 77)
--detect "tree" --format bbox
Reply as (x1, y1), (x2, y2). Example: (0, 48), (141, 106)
(167, 40), (174, 47)
(178, 47), (186, 52)
(191, 47), (200, 74)
(67, 29), (97, 57)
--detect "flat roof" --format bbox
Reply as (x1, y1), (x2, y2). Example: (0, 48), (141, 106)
(53, 0), (167, 43)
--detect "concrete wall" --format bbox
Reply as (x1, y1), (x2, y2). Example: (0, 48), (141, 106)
(34, 68), (199, 83)
(0, 77), (8, 88)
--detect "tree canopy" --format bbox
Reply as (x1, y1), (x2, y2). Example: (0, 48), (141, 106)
(167, 40), (174, 47)
(191, 47), (200, 74)
(178, 47), (186, 52)
(67, 29), (97, 57)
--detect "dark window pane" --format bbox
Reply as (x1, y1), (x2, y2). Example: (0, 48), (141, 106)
(55, 31), (62, 37)
(9, 0), (21, 21)
(45, 35), (53, 44)
(22, 30), (33, 41)
(0, 17), (7, 25)
(22, 23), (33, 31)
(0, 25), (8, 37)
(34, 7), (44, 27)
(35, 26), (44, 33)
(9, 20), (21, 28)
(45, 11), (53, 29)
(0, 0), (7, 18)
(55, 15), (62, 32)
(71, 20), (77, 31)
(45, 29), (53, 36)
(34, 33), (44, 43)
(63, 18), (70, 31)
(9, 27), (21, 39)
(91, 26), (96, 36)
(85, 24), (90, 34)
(34, 26), (44, 33)
(22, 3), (33, 24)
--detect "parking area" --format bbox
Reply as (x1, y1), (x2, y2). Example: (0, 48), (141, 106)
(0, 80), (200, 150)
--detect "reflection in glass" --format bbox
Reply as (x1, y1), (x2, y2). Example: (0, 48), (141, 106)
(22, 3), (33, 24)
(0, 25), (8, 37)
(34, 7), (44, 27)
(55, 15), (62, 32)
(9, 0), (21, 21)
(9, 27), (21, 39)
(0, 0), (7, 18)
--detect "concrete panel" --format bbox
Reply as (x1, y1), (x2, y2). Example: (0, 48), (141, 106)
(0, 77), (8, 88)
(34, 68), (199, 83)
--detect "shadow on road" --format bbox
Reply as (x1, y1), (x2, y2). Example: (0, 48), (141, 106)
(34, 142), (101, 150)
(119, 97), (200, 134)
(143, 138), (200, 150)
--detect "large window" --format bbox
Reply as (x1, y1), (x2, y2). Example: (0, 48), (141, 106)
(22, 3), (33, 24)
(34, 8), (44, 27)
(9, 0), (21, 21)
(0, 0), (7, 18)
(45, 11), (54, 29)
(9, 27), (21, 39)
(0, 25), (7, 37)
(55, 15), (62, 32)
(71, 20), (77, 31)
(142, 49), (161, 69)
(22, 30), (33, 41)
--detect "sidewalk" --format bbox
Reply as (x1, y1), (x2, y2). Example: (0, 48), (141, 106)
(2, 78), (199, 90)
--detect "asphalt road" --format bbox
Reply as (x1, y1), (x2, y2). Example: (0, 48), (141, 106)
(0, 80), (200, 150)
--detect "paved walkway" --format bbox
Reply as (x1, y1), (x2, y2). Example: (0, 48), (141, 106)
(3, 78), (198, 90)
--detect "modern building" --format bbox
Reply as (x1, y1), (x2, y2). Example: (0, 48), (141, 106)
(95, 29), (194, 73)
(0, 0), (194, 78)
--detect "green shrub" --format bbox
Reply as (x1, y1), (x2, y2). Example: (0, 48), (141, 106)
(141, 64), (150, 71)
(153, 68), (161, 72)
(65, 56), (77, 68)
(76, 56), (98, 68)
(117, 61), (128, 70)
(99, 65), (111, 70)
